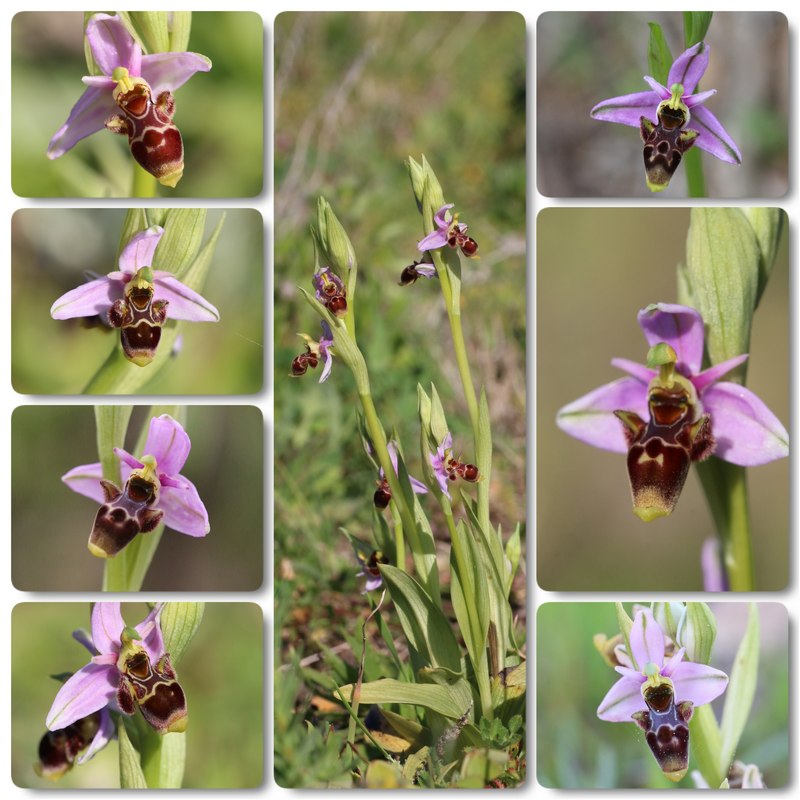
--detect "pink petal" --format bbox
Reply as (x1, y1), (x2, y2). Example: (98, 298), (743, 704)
(670, 660), (729, 706)
(72, 628), (98, 656)
(159, 478), (210, 537)
(642, 76), (670, 97)
(135, 604), (165, 660)
(114, 447), (144, 472)
(151, 273), (220, 322)
(590, 90), (660, 128)
(46, 663), (118, 730)
(556, 377), (648, 454)
(62, 462), (105, 503)
(703, 382), (789, 465)
(701, 537), (728, 592)
(91, 603), (124, 654)
(629, 608), (666, 670)
(661, 647), (686, 678)
(417, 229), (449, 252)
(692, 354), (749, 394)
(597, 675), (646, 722)
(433, 203), (454, 228)
(668, 42), (709, 94)
(118, 227), (164, 273)
(684, 88), (716, 108)
(142, 415), (191, 475)
(50, 276), (123, 319)
(86, 13), (141, 77)
(611, 357), (655, 385)
(47, 84), (118, 159)
(689, 105), (742, 165)
(637, 303), (705, 376)
(76, 708), (115, 764)
(140, 51), (212, 93)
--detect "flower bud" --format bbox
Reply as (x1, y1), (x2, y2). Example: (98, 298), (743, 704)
(313, 197), (357, 279)
(686, 209), (759, 381)
(653, 602), (685, 642)
(676, 602), (717, 664)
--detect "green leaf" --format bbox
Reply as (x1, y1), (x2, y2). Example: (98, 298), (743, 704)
(159, 602), (205, 664)
(718, 604), (760, 775)
(449, 521), (489, 673)
(378, 564), (462, 672)
(168, 11), (192, 52)
(337, 677), (471, 719)
(428, 383), (449, 447)
(176, 212), (225, 292)
(683, 11), (713, 49)
(475, 388), (493, 533)
(742, 208), (785, 306)
(95, 405), (133, 486)
(504, 524), (521, 595)
(647, 23), (673, 86)
(119, 718), (148, 788)
(139, 730), (186, 789)
(128, 12), (170, 54)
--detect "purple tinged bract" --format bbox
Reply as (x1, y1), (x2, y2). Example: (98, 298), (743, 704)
(591, 41), (741, 165)
(48, 14), (211, 160)
(557, 303), (789, 467)
(50, 226), (219, 325)
(62, 413), (210, 538)
(597, 608), (728, 722)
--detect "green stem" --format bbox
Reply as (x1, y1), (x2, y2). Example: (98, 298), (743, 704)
(684, 148), (706, 198)
(696, 460), (754, 591)
(132, 165), (158, 198)
(430, 249), (479, 437)
(390, 505), (404, 570)
(443, 507), (493, 721)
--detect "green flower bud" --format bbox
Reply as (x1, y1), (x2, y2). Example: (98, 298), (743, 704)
(742, 208), (785, 307)
(126, 11), (171, 54)
(406, 156), (426, 212)
(676, 601), (717, 664)
(311, 197), (357, 281)
(615, 603), (635, 668)
(686, 208), (759, 382)
(653, 602), (685, 641)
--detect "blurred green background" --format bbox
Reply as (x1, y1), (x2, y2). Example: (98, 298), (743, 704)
(12, 11), (263, 197)
(275, 9), (525, 617)
(12, 603), (263, 788)
(537, 603), (789, 789)
(537, 209), (789, 591)
(12, 405), (263, 591)
(12, 208), (264, 394)
(537, 12), (788, 197)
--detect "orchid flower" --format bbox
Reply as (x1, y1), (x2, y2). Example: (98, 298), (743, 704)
(399, 259), (437, 286)
(292, 320), (334, 382)
(48, 13), (211, 187)
(591, 41), (741, 191)
(429, 433), (480, 500)
(36, 708), (114, 780)
(557, 303), (788, 520)
(373, 441), (428, 508)
(63, 414), (210, 558)
(597, 607), (728, 781)
(417, 204), (479, 258)
(312, 266), (347, 317)
(46, 603), (187, 736)
(50, 226), (219, 366)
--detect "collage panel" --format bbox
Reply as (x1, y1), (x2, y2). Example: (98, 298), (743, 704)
(537, 11), (788, 198)
(11, 11), (264, 198)
(536, 602), (789, 789)
(275, 11), (526, 789)
(537, 208), (789, 591)
(11, 602), (264, 789)
(11, 207), (264, 395)
(12, 405), (264, 592)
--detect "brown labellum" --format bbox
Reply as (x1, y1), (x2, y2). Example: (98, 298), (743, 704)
(106, 80), (184, 187)
(35, 712), (101, 781)
(640, 111), (699, 191)
(117, 650), (188, 734)
(632, 682), (693, 782)
(373, 478), (392, 508)
(88, 475), (163, 558)
(615, 383), (714, 521)
(107, 276), (168, 367)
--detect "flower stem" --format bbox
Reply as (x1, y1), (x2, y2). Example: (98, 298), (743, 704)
(689, 703), (724, 788)
(683, 149), (707, 198)
(132, 165), (158, 198)
(696, 460), (754, 591)
(443, 507), (494, 721)
(430, 249), (480, 438)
